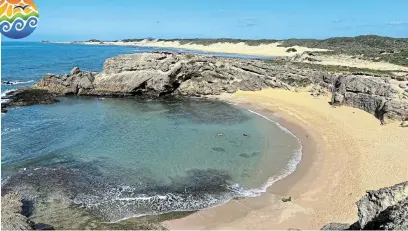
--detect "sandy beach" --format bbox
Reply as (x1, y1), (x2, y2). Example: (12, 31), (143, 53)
(163, 89), (408, 230)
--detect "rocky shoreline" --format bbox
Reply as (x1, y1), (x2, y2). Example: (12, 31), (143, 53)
(3, 181), (406, 230)
(3, 51), (408, 124)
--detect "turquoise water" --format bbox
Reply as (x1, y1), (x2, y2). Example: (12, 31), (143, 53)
(1, 42), (300, 224)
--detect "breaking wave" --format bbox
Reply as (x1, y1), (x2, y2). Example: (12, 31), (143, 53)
(2, 80), (34, 85)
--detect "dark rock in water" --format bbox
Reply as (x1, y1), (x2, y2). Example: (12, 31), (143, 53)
(3, 81), (13, 85)
(1, 103), (8, 113)
(322, 181), (408, 230)
(239, 152), (259, 158)
(1, 192), (33, 230)
(212, 147), (226, 152)
(320, 223), (351, 230)
(5, 88), (58, 107)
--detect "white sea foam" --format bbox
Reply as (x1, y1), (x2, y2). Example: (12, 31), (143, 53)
(1, 89), (16, 97)
(245, 108), (303, 192)
(2, 80), (34, 85)
(3, 127), (21, 135)
(1, 89), (17, 103)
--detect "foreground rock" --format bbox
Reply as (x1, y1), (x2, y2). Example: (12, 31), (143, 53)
(1, 193), (33, 230)
(357, 181), (408, 230)
(322, 181), (408, 230)
(31, 52), (408, 122)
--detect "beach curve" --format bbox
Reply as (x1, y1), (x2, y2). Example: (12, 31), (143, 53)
(162, 88), (408, 230)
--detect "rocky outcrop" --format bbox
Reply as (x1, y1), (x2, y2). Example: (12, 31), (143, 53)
(330, 75), (408, 122)
(321, 181), (408, 230)
(34, 52), (322, 97)
(35, 67), (97, 96)
(1, 192), (33, 230)
(30, 52), (408, 122)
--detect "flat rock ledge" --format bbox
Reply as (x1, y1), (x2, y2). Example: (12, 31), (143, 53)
(4, 51), (408, 122)
(2, 88), (58, 113)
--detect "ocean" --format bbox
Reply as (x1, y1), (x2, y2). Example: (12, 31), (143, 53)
(1, 42), (301, 229)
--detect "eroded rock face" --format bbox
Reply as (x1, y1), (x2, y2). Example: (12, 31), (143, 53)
(330, 75), (408, 121)
(1, 192), (33, 230)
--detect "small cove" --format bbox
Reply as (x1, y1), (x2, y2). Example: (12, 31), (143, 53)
(1, 42), (299, 228)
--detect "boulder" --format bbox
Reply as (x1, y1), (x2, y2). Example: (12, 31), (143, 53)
(70, 67), (81, 75)
(1, 192), (33, 230)
(322, 182), (408, 230)
(357, 182), (408, 229)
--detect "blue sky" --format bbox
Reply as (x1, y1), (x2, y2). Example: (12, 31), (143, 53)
(3, 0), (408, 41)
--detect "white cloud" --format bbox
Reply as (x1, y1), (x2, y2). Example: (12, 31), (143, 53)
(386, 21), (407, 26)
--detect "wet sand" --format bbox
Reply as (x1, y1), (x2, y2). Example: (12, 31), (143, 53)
(162, 88), (408, 230)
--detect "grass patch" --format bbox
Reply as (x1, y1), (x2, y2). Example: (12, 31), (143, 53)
(266, 59), (395, 76)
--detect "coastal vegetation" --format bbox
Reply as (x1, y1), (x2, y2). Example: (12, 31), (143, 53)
(119, 35), (408, 66)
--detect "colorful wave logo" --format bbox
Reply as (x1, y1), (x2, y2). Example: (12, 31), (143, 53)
(0, 0), (39, 39)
